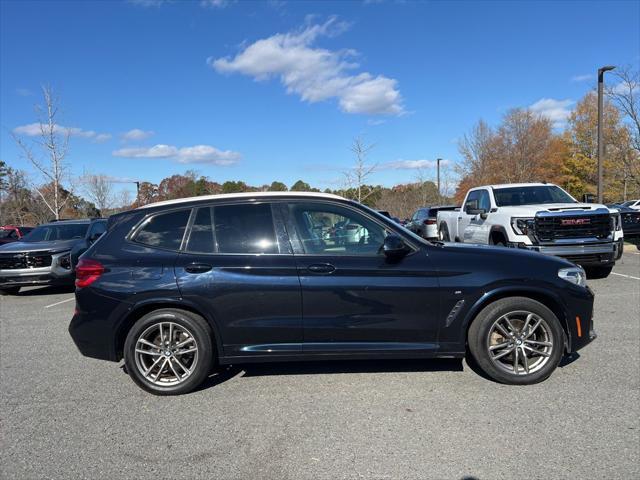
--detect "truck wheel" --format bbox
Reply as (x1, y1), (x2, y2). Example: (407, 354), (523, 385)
(584, 265), (613, 279)
(467, 297), (564, 385)
(124, 308), (215, 395)
(438, 223), (450, 241)
(0, 287), (21, 295)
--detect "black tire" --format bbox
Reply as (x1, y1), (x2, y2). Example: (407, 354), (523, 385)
(0, 287), (21, 295)
(467, 297), (564, 385)
(438, 223), (450, 241)
(124, 308), (215, 395)
(584, 265), (613, 279)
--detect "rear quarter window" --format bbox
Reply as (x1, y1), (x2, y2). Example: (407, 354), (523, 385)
(132, 209), (191, 250)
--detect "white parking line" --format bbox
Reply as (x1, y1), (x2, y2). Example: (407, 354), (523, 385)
(611, 272), (640, 281)
(44, 297), (75, 309)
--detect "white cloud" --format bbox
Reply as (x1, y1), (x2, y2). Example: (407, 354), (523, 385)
(12, 122), (111, 141)
(112, 144), (241, 165)
(210, 17), (404, 115)
(529, 98), (573, 128)
(200, 0), (230, 7)
(128, 0), (170, 7)
(94, 133), (113, 143)
(121, 128), (155, 141)
(571, 74), (593, 82)
(611, 81), (639, 95)
(381, 159), (450, 170)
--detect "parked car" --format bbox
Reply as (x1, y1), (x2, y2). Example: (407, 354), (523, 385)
(377, 210), (402, 224)
(0, 225), (34, 245)
(0, 218), (106, 295)
(620, 199), (640, 211)
(608, 204), (640, 239)
(69, 192), (595, 395)
(406, 206), (457, 239)
(437, 183), (623, 279)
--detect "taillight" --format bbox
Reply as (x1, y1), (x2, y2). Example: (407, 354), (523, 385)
(75, 259), (104, 288)
(423, 219), (436, 225)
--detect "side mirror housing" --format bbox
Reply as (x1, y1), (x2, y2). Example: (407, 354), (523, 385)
(466, 207), (487, 217)
(383, 235), (410, 259)
(89, 233), (102, 244)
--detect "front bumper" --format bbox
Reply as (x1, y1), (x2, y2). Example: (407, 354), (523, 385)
(564, 285), (596, 353)
(512, 242), (617, 267)
(0, 252), (74, 287)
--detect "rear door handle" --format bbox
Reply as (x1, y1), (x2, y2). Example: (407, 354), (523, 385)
(307, 263), (336, 274)
(184, 263), (213, 274)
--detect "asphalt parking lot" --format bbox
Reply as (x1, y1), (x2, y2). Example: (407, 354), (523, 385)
(1, 252), (638, 480)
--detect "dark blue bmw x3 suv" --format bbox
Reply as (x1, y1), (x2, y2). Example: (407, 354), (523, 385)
(69, 192), (595, 395)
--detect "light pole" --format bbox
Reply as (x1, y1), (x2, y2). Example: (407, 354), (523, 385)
(597, 65), (615, 203)
(436, 158), (442, 202)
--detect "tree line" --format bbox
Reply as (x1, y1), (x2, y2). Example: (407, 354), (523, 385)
(1, 68), (638, 226)
(455, 67), (639, 203)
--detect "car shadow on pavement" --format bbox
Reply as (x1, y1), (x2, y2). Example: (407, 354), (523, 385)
(196, 358), (465, 392)
(15, 285), (75, 296)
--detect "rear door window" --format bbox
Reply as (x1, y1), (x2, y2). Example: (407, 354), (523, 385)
(133, 209), (191, 250)
(186, 207), (215, 253)
(213, 203), (278, 254)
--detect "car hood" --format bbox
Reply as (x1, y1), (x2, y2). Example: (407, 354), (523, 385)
(498, 203), (613, 215)
(438, 241), (573, 267)
(0, 238), (78, 253)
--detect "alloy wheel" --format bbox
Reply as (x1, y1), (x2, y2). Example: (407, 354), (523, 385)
(134, 321), (199, 387)
(486, 310), (554, 375)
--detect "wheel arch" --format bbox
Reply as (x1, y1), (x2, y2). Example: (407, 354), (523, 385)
(114, 298), (223, 361)
(489, 226), (509, 245)
(462, 287), (571, 352)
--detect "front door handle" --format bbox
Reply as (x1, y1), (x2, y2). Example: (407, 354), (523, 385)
(184, 263), (213, 274)
(307, 263), (336, 274)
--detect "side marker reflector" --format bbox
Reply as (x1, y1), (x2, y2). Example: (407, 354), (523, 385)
(576, 316), (582, 338)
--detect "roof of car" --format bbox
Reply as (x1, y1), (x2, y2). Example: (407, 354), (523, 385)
(137, 191), (347, 210)
(480, 182), (556, 189)
(39, 218), (104, 226)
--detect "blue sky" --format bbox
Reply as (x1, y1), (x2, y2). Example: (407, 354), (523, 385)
(1, 0), (638, 199)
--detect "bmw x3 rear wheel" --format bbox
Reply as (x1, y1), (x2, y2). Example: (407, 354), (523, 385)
(124, 309), (214, 395)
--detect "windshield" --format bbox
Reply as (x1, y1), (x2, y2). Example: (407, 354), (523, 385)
(0, 230), (15, 239)
(621, 200), (637, 207)
(22, 223), (88, 242)
(493, 185), (576, 207)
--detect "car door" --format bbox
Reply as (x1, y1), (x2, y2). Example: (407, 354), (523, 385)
(174, 202), (302, 358)
(460, 191), (480, 242)
(465, 189), (492, 243)
(280, 201), (441, 354)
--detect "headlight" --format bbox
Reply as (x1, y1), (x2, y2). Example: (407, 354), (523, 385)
(57, 252), (72, 270)
(511, 217), (534, 235)
(613, 213), (622, 231)
(558, 267), (586, 287)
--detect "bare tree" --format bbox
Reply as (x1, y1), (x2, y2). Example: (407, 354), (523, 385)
(82, 173), (114, 213)
(607, 66), (640, 188)
(12, 86), (72, 219)
(413, 166), (434, 206)
(342, 137), (378, 203)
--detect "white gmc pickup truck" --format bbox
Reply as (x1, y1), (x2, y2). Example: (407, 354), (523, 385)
(437, 183), (624, 278)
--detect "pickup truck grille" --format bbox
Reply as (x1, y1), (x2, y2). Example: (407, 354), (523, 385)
(0, 251), (52, 270)
(535, 213), (611, 242)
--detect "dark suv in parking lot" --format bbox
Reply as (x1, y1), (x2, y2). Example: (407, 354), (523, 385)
(0, 218), (107, 295)
(69, 192), (595, 395)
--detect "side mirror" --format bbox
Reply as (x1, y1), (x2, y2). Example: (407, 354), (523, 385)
(383, 235), (410, 259)
(89, 233), (102, 244)
(467, 207), (487, 218)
